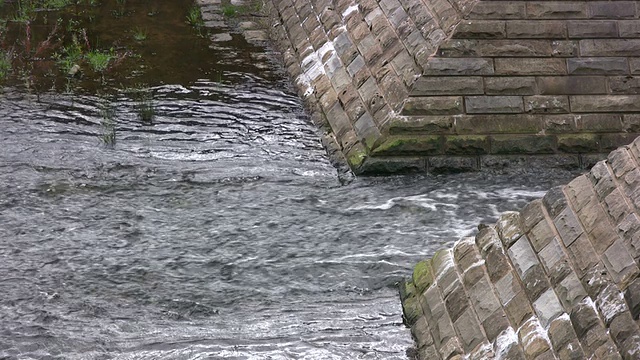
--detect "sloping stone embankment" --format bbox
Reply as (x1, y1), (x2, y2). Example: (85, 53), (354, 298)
(400, 137), (640, 359)
(265, 0), (640, 174)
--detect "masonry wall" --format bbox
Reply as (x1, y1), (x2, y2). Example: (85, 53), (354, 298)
(266, 0), (640, 173)
(400, 137), (640, 359)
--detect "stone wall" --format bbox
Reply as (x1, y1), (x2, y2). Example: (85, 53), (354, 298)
(400, 137), (640, 359)
(265, 0), (640, 173)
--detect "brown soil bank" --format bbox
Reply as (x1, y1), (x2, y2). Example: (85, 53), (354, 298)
(265, 0), (640, 174)
(399, 136), (640, 359)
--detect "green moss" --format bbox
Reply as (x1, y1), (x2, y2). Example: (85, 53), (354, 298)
(371, 135), (443, 156)
(401, 291), (422, 326)
(412, 259), (434, 294)
(346, 145), (367, 169)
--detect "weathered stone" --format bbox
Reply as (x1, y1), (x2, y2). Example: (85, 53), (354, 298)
(596, 284), (628, 325)
(402, 97), (463, 115)
(533, 288), (564, 327)
(580, 39), (640, 56)
(567, 20), (618, 38)
(518, 318), (551, 358)
(485, 245), (512, 283)
(537, 76), (607, 95)
(465, 96), (524, 114)
(484, 76), (537, 95)
(491, 135), (556, 154)
(524, 95), (570, 114)
(578, 114), (623, 132)
(543, 115), (577, 133)
(455, 114), (542, 134)
(412, 317), (435, 349)
(521, 265), (551, 302)
(609, 311), (639, 346)
(469, 279), (501, 322)
(454, 308), (484, 352)
(506, 20), (566, 38)
(554, 207), (584, 246)
(454, 20), (506, 39)
(556, 339), (585, 360)
(468, 2), (525, 19)
(543, 186), (568, 218)
(445, 282), (469, 322)
(495, 58), (566, 75)
(539, 238), (572, 283)
(505, 290), (534, 327)
(566, 234), (598, 278)
(428, 156), (479, 173)
(423, 58), (494, 75)
(411, 76), (483, 96)
(624, 277), (640, 319)
(557, 272), (588, 309)
(438, 39), (552, 57)
(588, 1), (636, 19)
(527, 2), (587, 19)
(548, 315), (578, 349)
(567, 57), (628, 75)
(602, 239), (639, 285)
(482, 309), (509, 342)
(371, 135), (442, 156)
(444, 135), (490, 155)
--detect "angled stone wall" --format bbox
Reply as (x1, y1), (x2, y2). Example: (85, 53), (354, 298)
(400, 137), (640, 359)
(265, 0), (640, 174)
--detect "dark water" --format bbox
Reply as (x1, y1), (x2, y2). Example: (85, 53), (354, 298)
(0, 2), (582, 359)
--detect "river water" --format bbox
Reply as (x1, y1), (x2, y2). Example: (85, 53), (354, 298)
(0, 6), (582, 360)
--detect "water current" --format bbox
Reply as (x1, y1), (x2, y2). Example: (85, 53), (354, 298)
(0, 12), (582, 360)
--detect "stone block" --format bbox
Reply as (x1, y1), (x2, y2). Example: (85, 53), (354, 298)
(529, 219), (556, 253)
(548, 315), (579, 349)
(445, 282), (469, 323)
(389, 115), (454, 134)
(533, 288), (564, 327)
(490, 135), (556, 154)
(556, 339), (585, 360)
(567, 234), (598, 278)
(557, 272), (588, 309)
(494, 58), (565, 75)
(496, 212), (524, 248)
(455, 114), (541, 134)
(609, 76), (640, 95)
(484, 76), (537, 95)
(601, 133), (640, 153)
(571, 297), (601, 338)
(372, 135), (443, 156)
(539, 238), (572, 284)
(557, 134), (600, 153)
(583, 326), (614, 356)
(581, 39), (640, 57)
(453, 20), (506, 39)
(444, 135), (490, 155)
(428, 156), (479, 173)
(524, 95), (570, 114)
(506, 20), (566, 38)
(485, 245), (512, 282)
(505, 290), (534, 328)
(469, 279), (501, 323)
(623, 277), (640, 319)
(567, 20), (618, 38)
(609, 148), (636, 178)
(411, 76), (483, 96)
(439, 336), (464, 360)
(495, 272), (521, 305)
(566, 175), (597, 212)
(604, 189), (632, 225)
(481, 309), (510, 343)
(589, 161), (616, 199)
(543, 114), (577, 133)
(526, 2), (587, 19)
(578, 114), (623, 132)
(588, 1), (636, 19)
(423, 58), (494, 76)
(543, 186), (568, 219)
(518, 318), (551, 359)
(412, 317), (435, 349)
(402, 97), (463, 115)
(521, 265), (551, 302)
(437, 39), (551, 57)
(630, 58), (640, 75)
(609, 311), (639, 346)
(567, 57), (628, 75)
(602, 239), (639, 285)
(619, 20), (640, 38)
(354, 112), (381, 149)
(623, 115), (640, 132)
(618, 213), (640, 259)
(454, 308), (485, 352)
(537, 76), (607, 95)
(462, 262), (486, 290)
(552, 40), (579, 57)
(596, 284), (628, 325)
(579, 202), (617, 254)
(468, 2), (525, 19)
(465, 96), (523, 114)
(507, 235), (538, 277)
(554, 207), (584, 246)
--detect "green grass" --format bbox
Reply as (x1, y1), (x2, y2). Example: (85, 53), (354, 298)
(221, 4), (238, 17)
(86, 50), (113, 72)
(132, 27), (147, 41)
(186, 6), (203, 27)
(0, 51), (12, 80)
(55, 42), (83, 73)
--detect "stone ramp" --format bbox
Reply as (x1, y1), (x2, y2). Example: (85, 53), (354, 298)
(266, 0), (640, 174)
(400, 137), (640, 359)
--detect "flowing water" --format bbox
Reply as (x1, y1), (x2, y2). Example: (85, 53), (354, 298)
(0, 2), (583, 359)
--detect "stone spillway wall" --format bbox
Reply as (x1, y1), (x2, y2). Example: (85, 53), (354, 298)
(400, 137), (640, 359)
(265, 0), (640, 173)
